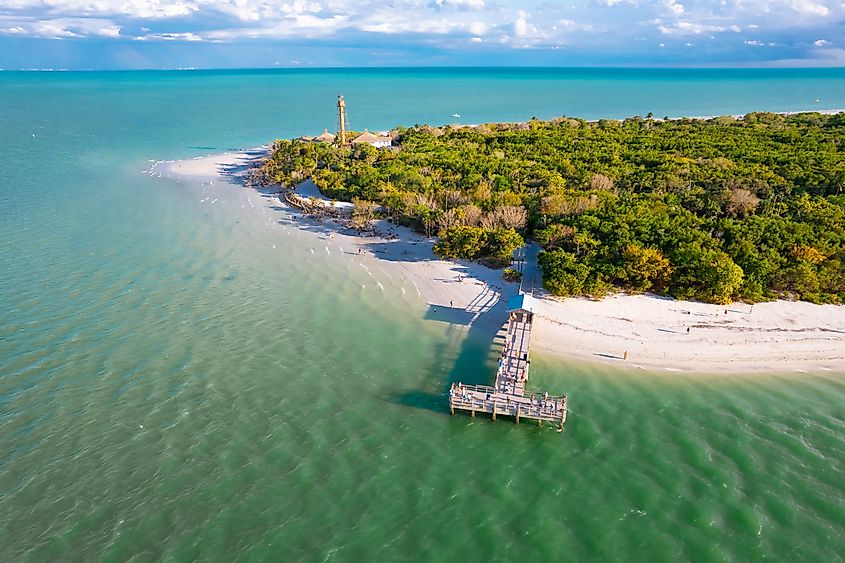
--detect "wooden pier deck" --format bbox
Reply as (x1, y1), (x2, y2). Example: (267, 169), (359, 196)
(449, 383), (567, 426)
(450, 296), (567, 430)
(496, 310), (532, 395)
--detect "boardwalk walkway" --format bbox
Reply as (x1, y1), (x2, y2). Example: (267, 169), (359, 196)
(496, 310), (531, 395)
(449, 294), (567, 431)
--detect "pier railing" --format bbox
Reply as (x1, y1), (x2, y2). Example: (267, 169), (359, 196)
(449, 383), (567, 424)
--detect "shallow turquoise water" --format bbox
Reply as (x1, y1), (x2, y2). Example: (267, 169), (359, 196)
(1, 68), (844, 561)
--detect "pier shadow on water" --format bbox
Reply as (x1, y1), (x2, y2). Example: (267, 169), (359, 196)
(388, 300), (510, 416)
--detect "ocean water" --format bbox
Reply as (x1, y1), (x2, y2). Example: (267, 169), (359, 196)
(1, 68), (844, 561)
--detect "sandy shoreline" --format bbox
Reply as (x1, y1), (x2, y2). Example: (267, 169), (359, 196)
(151, 149), (845, 375)
(532, 295), (844, 374)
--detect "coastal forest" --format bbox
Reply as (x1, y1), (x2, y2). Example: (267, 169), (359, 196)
(255, 112), (845, 304)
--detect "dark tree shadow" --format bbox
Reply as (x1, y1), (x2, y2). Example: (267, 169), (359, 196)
(217, 148), (268, 178)
(424, 304), (476, 326)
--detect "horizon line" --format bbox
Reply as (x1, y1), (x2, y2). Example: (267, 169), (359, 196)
(3, 64), (845, 72)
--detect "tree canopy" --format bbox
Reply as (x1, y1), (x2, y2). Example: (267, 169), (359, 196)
(257, 112), (845, 304)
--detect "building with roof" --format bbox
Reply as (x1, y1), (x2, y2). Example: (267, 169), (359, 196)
(300, 129), (335, 143)
(350, 129), (392, 148)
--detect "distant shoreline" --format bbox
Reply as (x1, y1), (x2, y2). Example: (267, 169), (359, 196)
(447, 108), (845, 130)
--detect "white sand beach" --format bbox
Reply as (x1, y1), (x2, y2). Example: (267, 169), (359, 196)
(153, 149), (845, 375)
(532, 294), (845, 374)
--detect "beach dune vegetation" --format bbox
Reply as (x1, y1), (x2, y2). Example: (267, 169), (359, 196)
(350, 198), (377, 231)
(433, 226), (524, 265)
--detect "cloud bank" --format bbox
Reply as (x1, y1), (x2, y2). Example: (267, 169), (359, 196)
(0, 0), (843, 67)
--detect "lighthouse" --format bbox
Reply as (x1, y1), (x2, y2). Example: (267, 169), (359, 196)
(337, 95), (347, 145)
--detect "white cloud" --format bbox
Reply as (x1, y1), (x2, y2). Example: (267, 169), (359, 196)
(0, 16), (121, 38)
(664, 0), (685, 16)
(437, 0), (485, 8)
(468, 21), (488, 35)
(745, 39), (764, 45)
(359, 14), (457, 34)
(658, 21), (727, 35)
(813, 38), (830, 46)
(514, 12), (530, 37)
(207, 14), (349, 39)
(40, 0), (199, 19)
(136, 31), (202, 41)
(790, 0), (830, 15)
(556, 19), (593, 31)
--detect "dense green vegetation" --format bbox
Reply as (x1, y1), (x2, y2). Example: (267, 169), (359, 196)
(256, 112), (845, 304)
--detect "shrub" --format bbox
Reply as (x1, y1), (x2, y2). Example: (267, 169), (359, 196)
(503, 268), (522, 282)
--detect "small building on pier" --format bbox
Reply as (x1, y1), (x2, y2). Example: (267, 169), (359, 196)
(506, 293), (540, 315)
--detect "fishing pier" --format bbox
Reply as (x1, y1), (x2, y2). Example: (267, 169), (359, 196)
(449, 294), (568, 431)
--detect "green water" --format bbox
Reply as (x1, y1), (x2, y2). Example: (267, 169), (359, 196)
(1, 69), (844, 561)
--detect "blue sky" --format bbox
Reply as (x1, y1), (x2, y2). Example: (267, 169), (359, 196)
(0, 0), (843, 69)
